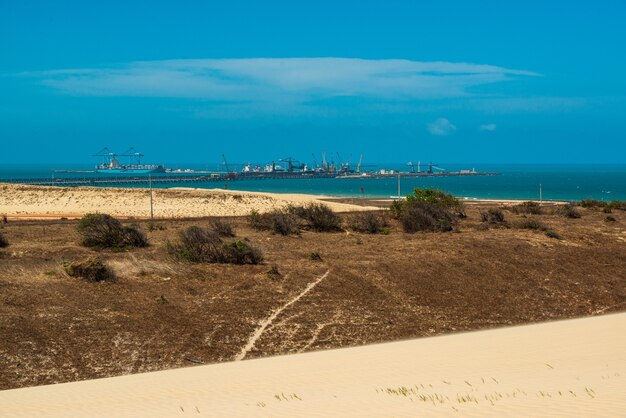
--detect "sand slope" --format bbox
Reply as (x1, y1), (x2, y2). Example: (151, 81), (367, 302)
(0, 183), (375, 218)
(1, 313), (624, 417)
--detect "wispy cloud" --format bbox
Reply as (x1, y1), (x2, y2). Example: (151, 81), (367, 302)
(427, 118), (456, 136)
(479, 123), (497, 131)
(28, 58), (539, 104)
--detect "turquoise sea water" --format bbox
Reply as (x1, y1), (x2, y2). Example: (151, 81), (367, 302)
(1, 164), (625, 201)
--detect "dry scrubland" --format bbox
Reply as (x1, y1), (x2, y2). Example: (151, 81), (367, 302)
(0, 198), (625, 390)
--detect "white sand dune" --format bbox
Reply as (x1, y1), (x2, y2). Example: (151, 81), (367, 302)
(0, 183), (376, 219)
(1, 313), (624, 417)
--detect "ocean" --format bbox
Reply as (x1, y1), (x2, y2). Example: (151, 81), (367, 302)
(1, 164), (625, 201)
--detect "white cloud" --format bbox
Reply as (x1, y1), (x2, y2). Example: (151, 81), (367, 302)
(479, 123), (497, 131)
(28, 58), (539, 104)
(427, 118), (456, 136)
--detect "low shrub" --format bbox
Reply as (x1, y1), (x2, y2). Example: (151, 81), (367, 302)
(63, 257), (114, 282)
(294, 203), (342, 232)
(545, 230), (562, 240)
(479, 208), (506, 223)
(605, 215), (617, 223)
(608, 200), (626, 211)
(266, 264), (282, 279)
(514, 218), (548, 231)
(510, 201), (543, 215)
(77, 214), (148, 249)
(168, 226), (263, 264)
(0, 231), (8, 248)
(554, 204), (581, 219)
(210, 219), (236, 237)
(603, 206), (612, 214)
(349, 211), (389, 233)
(248, 209), (300, 235)
(400, 201), (456, 232)
(308, 252), (322, 261)
(391, 188), (460, 233)
(580, 199), (605, 208)
(220, 240), (264, 264)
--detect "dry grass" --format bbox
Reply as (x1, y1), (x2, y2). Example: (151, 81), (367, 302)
(0, 205), (625, 390)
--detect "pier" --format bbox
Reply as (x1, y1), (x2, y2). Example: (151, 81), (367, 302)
(2, 170), (499, 187)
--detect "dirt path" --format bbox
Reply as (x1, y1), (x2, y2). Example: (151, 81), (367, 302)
(234, 270), (331, 361)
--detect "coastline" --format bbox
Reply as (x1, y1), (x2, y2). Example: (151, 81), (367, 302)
(0, 182), (568, 220)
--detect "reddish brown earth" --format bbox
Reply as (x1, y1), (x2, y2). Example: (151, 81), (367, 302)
(0, 204), (624, 390)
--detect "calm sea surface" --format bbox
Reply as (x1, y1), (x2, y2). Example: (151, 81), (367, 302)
(1, 164), (625, 201)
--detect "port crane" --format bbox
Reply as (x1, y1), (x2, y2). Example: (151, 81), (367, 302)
(407, 161), (445, 173)
(279, 157), (301, 172)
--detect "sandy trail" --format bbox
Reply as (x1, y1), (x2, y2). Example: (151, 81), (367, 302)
(235, 270), (331, 361)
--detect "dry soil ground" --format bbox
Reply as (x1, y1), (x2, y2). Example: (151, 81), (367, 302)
(0, 204), (624, 389)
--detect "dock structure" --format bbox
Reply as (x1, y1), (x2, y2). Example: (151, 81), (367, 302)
(2, 170), (499, 187)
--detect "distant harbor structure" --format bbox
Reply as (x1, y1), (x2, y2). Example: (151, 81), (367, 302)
(93, 147), (165, 174)
(6, 149), (500, 187)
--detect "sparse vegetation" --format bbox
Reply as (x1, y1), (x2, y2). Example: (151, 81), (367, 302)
(210, 219), (236, 237)
(63, 257), (114, 282)
(390, 188), (461, 232)
(168, 226), (263, 264)
(248, 209), (300, 236)
(349, 211), (389, 234)
(605, 215), (617, 222)
(545, 230), (562, 240)
(0, 231), (8, 248)
(77, 214), (148, 249)
(509, 201), (543, 215)
(307, 252), (322, 261)
(479, 208), (506, 224)
(514, 218), (548, 231)
(554, 204), (581, 219)
(265, 264), (282, 279)
(291, 203), (342, 232)
(580, 199), (626, 211)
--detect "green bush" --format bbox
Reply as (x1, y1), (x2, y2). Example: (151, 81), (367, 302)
(510, 201), (543, 215)
(168, 226), (263, 264)
(389, 188), (460, 232)
(349, 211), (389, 233)
(0, 231), (8, 248)
(77, 214), (148, 249)
(479, 208), (506, 223)
(63, 257), (114, 282)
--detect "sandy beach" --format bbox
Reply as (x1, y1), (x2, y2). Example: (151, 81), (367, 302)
(1, 313), (623, 417)
(0, 183), (377, 219)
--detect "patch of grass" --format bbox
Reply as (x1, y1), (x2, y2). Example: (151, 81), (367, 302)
(0, 231), (8, 248)
(554, 204), (581, 219)
(63, 257), (114, 282)
(510, 201), (543, 215)
(514, 218), (548, 231)
(479, 208), (506, 223)
(349, 211), (389, 234)
(265, 264), (282, 279)
(307, 252), (322, 261)
(77, 214), (148, 249)
(168, 226), (263, 264)
(209, 219), (236, 237)
(545, 230), (562, 240)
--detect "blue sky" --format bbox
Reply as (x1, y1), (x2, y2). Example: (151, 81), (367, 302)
(1, 1), (625, 165)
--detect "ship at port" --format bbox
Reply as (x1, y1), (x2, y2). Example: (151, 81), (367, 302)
(94, 147), (165, 174)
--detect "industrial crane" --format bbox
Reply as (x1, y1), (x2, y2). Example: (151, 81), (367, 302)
(279, 157), (300, 172)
